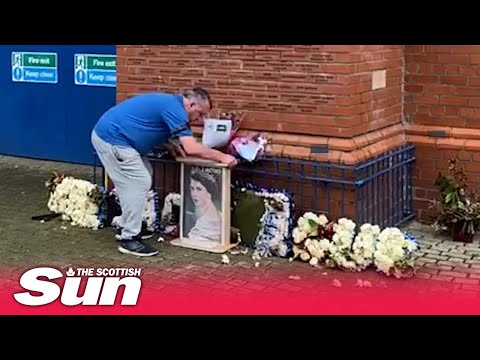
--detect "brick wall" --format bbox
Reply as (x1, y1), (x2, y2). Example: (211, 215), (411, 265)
(116, 45), (480, 224)
(404, 45), (480, 221)
(117, 45), (406, 164)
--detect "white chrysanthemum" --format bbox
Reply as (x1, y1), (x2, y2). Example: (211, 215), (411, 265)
(327, 218), (358, 270)
(306, 239), (329, 260)
(293, 228), (308, 244)
(299, 250), (311, 262)
(351, 223), (380, 269)
(318, 239), (334, 251)
(332, 228), (355, 251)
(337, 257), (357, 270)
(47, 177), (101, 230)
(303, 212), (319, 222)
(373, 227), (418, 277)
(335, 218), (356, 233)
(297, 212), (319, 235)
(374, 253), (395, 274)
(318, 214), (329, 227)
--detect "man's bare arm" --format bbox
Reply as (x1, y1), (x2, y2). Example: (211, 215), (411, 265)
(179, 136), (234, 164)
(164, 142), (186, 157)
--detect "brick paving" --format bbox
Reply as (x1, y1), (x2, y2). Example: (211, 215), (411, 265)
(1, 155), (479, 301)
(403, 221), (480, 295)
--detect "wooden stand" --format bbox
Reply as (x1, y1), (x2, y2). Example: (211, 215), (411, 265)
(170, 157), (238, 254)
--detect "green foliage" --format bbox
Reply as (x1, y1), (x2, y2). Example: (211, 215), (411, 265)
(430, 158), (480, 235)
(231, 189), (266, 247)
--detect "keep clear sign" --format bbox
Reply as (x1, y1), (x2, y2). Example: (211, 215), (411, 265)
(12, 52), (58, 84)
(74, 54), (116, 87)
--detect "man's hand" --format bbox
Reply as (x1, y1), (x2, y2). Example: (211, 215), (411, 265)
(219, 153), (238, 168)
(179, 136), (238, 167)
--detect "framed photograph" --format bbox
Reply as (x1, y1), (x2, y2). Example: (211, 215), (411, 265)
(170, 157), (237, 253)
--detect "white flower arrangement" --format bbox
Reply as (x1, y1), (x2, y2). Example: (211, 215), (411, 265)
(143, 190), (160, 232)
(351, 223), (381, 270)
(161, 192), (181, 223)
(329, 218), (358, 271)
(46, 175), (102, 229)
(291, 211), (419, 278)
(160, 192), (181, 235)
(291, 212), (336, 267)
(250, 188), (293, 259)
(110, 189), (160, 233)
(373, 227), (418, 278)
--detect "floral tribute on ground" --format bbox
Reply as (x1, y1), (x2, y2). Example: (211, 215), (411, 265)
(231, 182), (295, 260)
(45, 172), (104, 229)
(159, 192), (181, 238)
(159, 183), (295, 257)
(108, 188), (162, 233)
(45, 172), (162, 232)
(292, 212), (419, 278)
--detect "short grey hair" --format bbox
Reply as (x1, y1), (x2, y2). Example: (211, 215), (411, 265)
(183, 87), (212, 109)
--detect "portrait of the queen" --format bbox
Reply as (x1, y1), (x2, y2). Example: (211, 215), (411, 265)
(182, 165), (223, 245)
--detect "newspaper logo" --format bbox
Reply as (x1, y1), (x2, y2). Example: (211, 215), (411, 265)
(14, 266), (142, 306)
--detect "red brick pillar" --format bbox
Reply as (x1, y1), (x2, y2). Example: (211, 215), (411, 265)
(116, 45), (408, 222)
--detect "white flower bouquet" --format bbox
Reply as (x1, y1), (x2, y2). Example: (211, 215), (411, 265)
(159, 192), (181, 237)
(292, 212), (336, 266)
(108, 188), (162, 233)
(351, 223), (381, 271)
(46, 174), (103, 229)
(329, 218), (358, 271)
(291, 211), (419, 278)
(373, 227), (418, 278)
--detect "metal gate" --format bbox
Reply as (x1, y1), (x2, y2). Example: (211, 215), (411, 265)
(0, 45), (116, 165)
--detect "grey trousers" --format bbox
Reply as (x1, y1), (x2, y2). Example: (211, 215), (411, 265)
(91, 130), (153, 240)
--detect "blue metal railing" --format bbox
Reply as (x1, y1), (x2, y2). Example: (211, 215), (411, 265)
(93, 143), (416, 228)
(353, 144), (415, 228)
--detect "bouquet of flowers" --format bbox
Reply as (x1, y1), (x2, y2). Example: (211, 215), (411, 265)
(109, 188), (162, 233)
(351, 223), (381, 270)
(228, 132), (269, 163)
(292, 212), (336, 266)
(291, 211), (419, 278)
(373, 227), (418, 278)
(329, 218), (359, 271)
(46, 173), (103, 229)
(160, 192), (181, 236)
(208, 111), (269, 163)
(45, 171), (65, 193)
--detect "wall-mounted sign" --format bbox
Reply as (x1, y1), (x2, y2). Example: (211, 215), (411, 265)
(74, 54), (116, 88)
(12, 52), (58, 84)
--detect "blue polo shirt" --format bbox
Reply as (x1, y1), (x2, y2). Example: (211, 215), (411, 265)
(93, 92), (193, 155)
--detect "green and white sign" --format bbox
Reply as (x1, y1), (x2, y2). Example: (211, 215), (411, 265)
(74, 54), (116, 87)
(12, 52), (58, 84)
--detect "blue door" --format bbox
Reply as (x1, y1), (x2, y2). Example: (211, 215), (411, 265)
(0, 45), (116, 165)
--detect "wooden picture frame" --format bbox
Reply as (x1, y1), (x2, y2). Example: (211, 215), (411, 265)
(170, 157), (238, 253)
